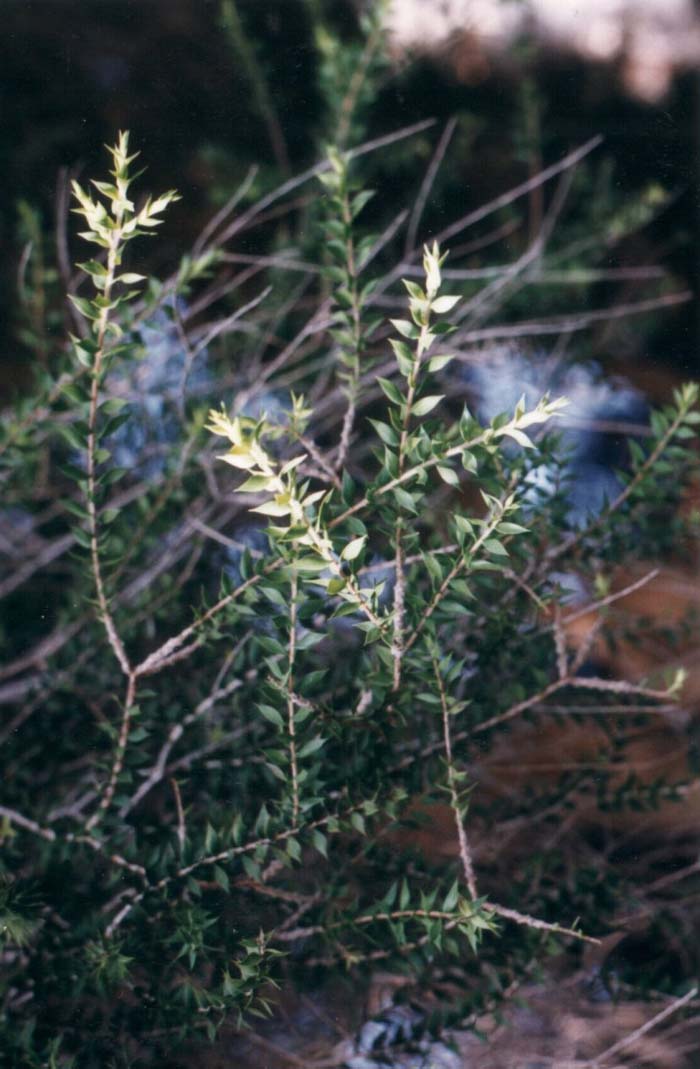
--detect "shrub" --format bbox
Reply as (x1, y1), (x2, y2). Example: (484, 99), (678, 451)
(0, 132), (697, 1067)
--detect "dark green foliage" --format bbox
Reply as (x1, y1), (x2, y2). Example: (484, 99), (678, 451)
(0, 118), (698, 1068)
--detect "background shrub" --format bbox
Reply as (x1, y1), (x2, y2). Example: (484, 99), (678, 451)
(1, 6), (699, 1065)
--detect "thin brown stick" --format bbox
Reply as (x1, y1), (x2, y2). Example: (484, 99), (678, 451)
(433, 135), (603, 249)
(454, 290), (691, 346)
(119, 645), (248, 817)
(562, 568), (660, 625)
(336, 10), (385, 148)
(213, 118), (436, 250)
(433, 656), (478, 899)
(170, 777), (186, 855)
(588, 985), (697, 1067)
(0, 805), (56, 841)
(405, 116), (458, 254)
(287, 568), (300, 825)
(553, 606), (569, 680)
(192, 164), (258, 255)
(86, 672), (136, 830)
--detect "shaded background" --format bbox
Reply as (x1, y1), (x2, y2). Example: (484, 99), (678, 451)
(2, 0), (699, 395)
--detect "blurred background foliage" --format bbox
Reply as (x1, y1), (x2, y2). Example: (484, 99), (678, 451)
(1, 0), (698, 397)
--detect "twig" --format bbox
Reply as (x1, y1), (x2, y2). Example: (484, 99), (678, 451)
(220, 0), (291, 175)
(453, 290), (691, 346)
(562, 569), (659, 625)
(212, 118), (436, 250)
(86, 672), (137, 830)
(133, 572), (268, 679)
(79, 206), (132, 678)
(390, 305), (435, 689)
(119, 642), (248, 817)
(287, 568), (300, 825)
(170, 777), (186, 855)
(0, 805), (56, 842)
(484, 901), (599, 945)
(405, 116), (458, 255)
(588, 985), (697, 1066)
(244, 1032), (308, 1068)
(433, 655), (478, 899)
(433, 135), (603, 248)
(336, 9), (385, 148)
(192, 164), (258, 255)
(553, 606), (569, 680)
(403, 498), (507, 656)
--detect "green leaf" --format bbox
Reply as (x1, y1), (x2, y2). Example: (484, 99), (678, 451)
(294, 556), (327, 574)
(251, 501), (291, 517)
(392, 486), (417, 513)
(341, 536), (367, 562)
(390, 319), (419, 340)
(62, 499), (90, 522)
(377, 377), (403, 406)
(56, 423), (85, 451)
(439, 600), (473, 615)
(73, 344), (94, 368)
(238, 475), (273, 493)
(351, 189), (375, 218)
(260, 585), (287, 607)
(411, 395), (443, 417)
(501, 427), (534, 449)
(100, 397), (129, 415)
(311, 830), (328, 857)
(298, 735), (325, 759)
(77, 258), (107, 278)
(431, 295), (460, 314)
(368, 419), (399, 447)
(258, 704), (284, 729)
(286, 836), (301, 862)
(389, 339), (414, 377)
(265, 761), (287, 782)
(403, 279), (425, 300)
(436, 464), (459, 486)
(350, 811), (366, 835)
(428, 353), (453, 372)
(72, 528), (92, 549)
(442, 879), (459, 912)
(68, 295), (98, 320)
(483, 539), (509, 557)
(213, 865), (230, 893)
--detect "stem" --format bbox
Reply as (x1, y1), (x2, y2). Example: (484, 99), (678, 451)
(404, 499), (505, 655)
(391, 320), (431, 690)
(221, 0), (290, 176)
(433, 656), (478, 899)
(550, 398), (695, 566)
(335, 11), (384, 148)
(86, 672), (136, 830)
(335, 180), (363, 472)
(170, 777), (186, 855)
(303, 521), (385, 631)
(329, 425), (495, 529)
(287, 568), (300, 825)
(85, 220), (131, 677)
